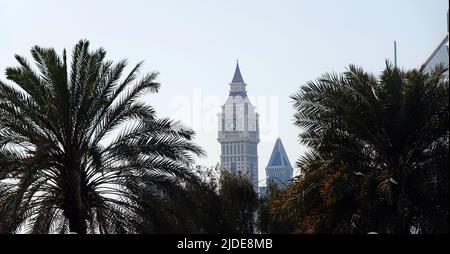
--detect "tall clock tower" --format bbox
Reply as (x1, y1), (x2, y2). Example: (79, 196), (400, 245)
(217, 62), (260, 190)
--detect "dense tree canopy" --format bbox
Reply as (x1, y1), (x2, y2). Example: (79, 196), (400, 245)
(183, 166), (258, 234)
(264, 63), (448, 234)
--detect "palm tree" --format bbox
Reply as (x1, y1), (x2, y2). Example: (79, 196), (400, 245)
(287, 63), (448, 233)
(0, 40), (204, 234)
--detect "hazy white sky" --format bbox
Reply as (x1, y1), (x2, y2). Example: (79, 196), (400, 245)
(0, 0), (448, 183)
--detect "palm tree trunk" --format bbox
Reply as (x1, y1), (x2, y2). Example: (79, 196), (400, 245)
(68, 209), (87, 234)
(65, 167), (87, 234)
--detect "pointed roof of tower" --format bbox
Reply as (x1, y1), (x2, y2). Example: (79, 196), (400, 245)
(231, 61), (245, 83)
(267, 138), (293, 168)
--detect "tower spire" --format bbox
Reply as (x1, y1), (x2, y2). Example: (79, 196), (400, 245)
(232, 60), (244, 83)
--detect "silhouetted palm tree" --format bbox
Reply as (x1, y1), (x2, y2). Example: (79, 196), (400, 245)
(286, 63), (448, 233)
(0, 40), (204, 234)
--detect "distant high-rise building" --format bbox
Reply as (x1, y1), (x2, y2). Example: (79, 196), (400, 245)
(218, 62), (260, 191)
(420, 10), (449, 78)
(265, 138), (293, 188)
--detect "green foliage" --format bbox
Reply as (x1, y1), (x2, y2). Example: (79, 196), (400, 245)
(0, 40), (205, 234)
(272, 63), (448, 234)
(179, 167), (258, 234)
(256, 182), (295, 234)
(219, 171), (258, 233)
(182, 165), (226, 233)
